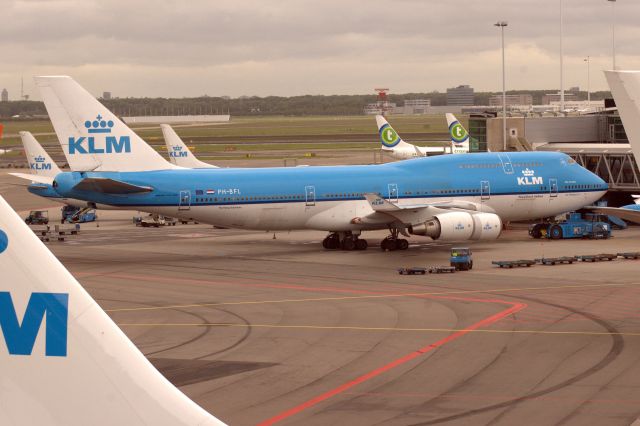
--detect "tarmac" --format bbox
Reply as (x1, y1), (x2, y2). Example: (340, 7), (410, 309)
(3, 170), (640, 425)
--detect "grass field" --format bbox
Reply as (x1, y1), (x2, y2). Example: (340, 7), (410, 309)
(0, 114), (464, 150)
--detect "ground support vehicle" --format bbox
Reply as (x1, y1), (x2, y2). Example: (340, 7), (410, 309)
(134, 215), (177, 228)
(450, 247), (473, 271)
(25, 210), (49, 225)
(61, 205), (97, 224)
(397, 267), (427, 275)
(618, 252), (640, 259)
(492, 260), (535, 268)
(427, 266), (456, 274)
(577, 253), (616, 262)
(535, 256), (578, 265)
(529, 213), (611, 240)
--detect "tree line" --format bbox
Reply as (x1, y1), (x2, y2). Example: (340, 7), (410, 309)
(0, 90), (612, 119)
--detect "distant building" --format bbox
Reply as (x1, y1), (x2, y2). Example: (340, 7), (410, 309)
(102, 91), (112, 100)
(1, 89), (7, 102)
(447, 85), (474, 106)
(489, 94), (533, 107)
(364, 102), (397, 115)
(390, 99), (431, 115)
(542, 92), (577, 104)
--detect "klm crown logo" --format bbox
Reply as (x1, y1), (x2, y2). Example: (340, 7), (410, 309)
(522, 168), (535, 177)
(84, 115), (114, 134)
(170, 145), (188, 158)
(69, 114), (130, 155)
(30, 155), (51, 171)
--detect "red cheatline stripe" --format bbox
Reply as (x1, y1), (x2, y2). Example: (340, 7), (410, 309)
(257, 300), (526, 426)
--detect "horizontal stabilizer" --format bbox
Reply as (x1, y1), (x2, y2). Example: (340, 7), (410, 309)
(73, 177), (153, 194)
(8, 172), (55, 185)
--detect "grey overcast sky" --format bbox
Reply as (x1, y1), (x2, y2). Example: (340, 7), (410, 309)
(2, 0), (639, 99)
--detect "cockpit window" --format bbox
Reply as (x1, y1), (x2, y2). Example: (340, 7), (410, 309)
(567, 158), (576, 164)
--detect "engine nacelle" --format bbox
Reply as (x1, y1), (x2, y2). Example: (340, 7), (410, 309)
(408, 212), (502, 241)
(470, 212), (502, 240)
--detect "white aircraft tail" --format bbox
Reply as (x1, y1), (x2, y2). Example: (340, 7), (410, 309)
(605, 70), (640, 165)
(161, 124), (217, 168)
(19, 131), (61, 177)
(445, 113), (470, 154)
(35, 76), (178, 172)
(0, 195), (225, 425)
(376, 115), (416, 152)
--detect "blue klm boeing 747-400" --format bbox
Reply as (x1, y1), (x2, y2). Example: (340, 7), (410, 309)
(33, 76), (607, 251)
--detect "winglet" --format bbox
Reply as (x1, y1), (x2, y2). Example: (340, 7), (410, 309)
(364, 192), (400, 211)
(0, 195), (225, 425)
(161, 124), (217, 169)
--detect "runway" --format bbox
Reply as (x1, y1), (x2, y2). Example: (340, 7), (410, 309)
(3, 172), (640, 425)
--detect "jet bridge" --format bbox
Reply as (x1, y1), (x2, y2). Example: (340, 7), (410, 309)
(536, 143), (640, 192)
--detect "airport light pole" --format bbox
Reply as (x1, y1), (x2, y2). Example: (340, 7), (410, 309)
(495, 21), (508, 152)
(608, 0), (616, 69)
(584, 56), (591, 105)
(559, 0), (565, 112)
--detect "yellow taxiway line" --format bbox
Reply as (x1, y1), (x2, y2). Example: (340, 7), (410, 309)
(105, 281), (635, 313)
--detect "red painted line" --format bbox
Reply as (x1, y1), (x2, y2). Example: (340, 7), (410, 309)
(257, 299), (526, 426)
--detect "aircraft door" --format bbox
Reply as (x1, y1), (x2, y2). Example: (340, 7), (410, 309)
(549, 178), (558, 198)
(498, 153), (514, 174)
(179, 190), (191, 210)
(388, 183), (398, 203)
(480, 180), (490, 201)
(305, 185), (316, 206)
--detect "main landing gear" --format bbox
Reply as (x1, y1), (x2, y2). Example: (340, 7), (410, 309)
(380, 228), (409, 251)
(322, 232), (368, 251)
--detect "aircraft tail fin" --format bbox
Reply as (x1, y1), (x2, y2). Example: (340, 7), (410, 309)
(34, 76), (177, 172)
(605, 70), (640, 164)
(0, 195), (225, 425)
(19, 131), (61, 177)
(161, 124), (217, 168)
(376, 115), (410, 151)
(445, 113), (470, 154)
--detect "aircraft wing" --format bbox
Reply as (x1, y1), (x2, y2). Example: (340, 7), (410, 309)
(583, 206), (640, 225)
(73, 177), (154, 194)
(361, 193), (488, 225)
(8, 172), (55, 185)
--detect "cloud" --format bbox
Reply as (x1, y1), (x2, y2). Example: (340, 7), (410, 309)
(1, 0), (639, 98)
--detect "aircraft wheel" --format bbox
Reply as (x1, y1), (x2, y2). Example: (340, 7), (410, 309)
(342, 237), (356, 251)
(382, 238), (397, 251)
(355, 239), (368, 250)
(324, 234), (340, 249)
(322, 237), (330, 249)
(397, 239), (409, 250)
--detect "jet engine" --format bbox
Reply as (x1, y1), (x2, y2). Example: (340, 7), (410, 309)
(408, 211), (502, 241)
